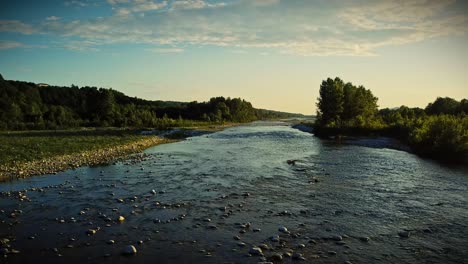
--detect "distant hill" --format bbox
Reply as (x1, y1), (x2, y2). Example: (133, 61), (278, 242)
(0, 75), (302, 130)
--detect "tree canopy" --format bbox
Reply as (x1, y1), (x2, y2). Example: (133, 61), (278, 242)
(0, 75), (301, 130)
(316, 77), (378, 128)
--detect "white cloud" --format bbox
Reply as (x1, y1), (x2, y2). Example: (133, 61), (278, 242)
(65, 0), (90, 7)
(0, 20), (36, 34)
(147, 47), (184, 53)
(131, 0), (168, 12)
(115, 8), (131, 15)
(3, 0), (467, 56)
(0, 41), (25, 50)
(46, 16), (61, 21)
(172, 0), (226, 10)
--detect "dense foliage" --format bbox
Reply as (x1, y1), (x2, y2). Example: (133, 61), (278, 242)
(0, 74), (300, 130)
(315, 77), (467, 162)
(316, 77), (380, 130)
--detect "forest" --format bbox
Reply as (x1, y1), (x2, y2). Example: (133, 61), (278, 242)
(315, 77), (468, 161)
(0, 74), (300, 130)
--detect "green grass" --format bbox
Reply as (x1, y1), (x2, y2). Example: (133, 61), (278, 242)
(0, 129), (145, 166)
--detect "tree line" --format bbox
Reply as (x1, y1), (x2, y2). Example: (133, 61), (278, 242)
(0, 74), (300, 130)
(315, 77), (467, 161)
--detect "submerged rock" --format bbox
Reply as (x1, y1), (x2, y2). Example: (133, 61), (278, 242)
(270, 235), (280, 242)
(398, 231), (411, 238)
(249, 247), (263, 255)
(278, 226), (288, 233)
(122, 245), (137, 255)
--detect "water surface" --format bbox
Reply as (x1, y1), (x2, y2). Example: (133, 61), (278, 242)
(1, 121), (467, 263)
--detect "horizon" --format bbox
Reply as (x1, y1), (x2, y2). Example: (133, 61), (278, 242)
(1, 0), (467, 115)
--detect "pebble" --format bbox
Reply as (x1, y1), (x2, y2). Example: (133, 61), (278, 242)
(86, 229), (97, 235)
(297, 244), (306, 248)
(359, 236), (370, 242)
(207, 224), (218, 230)
(122, 245), (137, 255)
(398, 231), (411, 238)
(292, 252), (304, 260)
(258, 244), (269, 250)
(278, 226), (288, 233)
(332, 235), (343, 241)
(237, 242), (246, 247)
(107, 240), (115, 245)
(249, 247), (263, 255)
(233, 235), (240, 240)
(253, 228), (261, 232)
(118, 216), (125, 222)
(271, 253), (283, 261)
(270, 235), (280, 242)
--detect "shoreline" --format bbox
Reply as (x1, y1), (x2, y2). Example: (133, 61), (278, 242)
(0, 123), (241, 182)
(0, 136), (174, 182)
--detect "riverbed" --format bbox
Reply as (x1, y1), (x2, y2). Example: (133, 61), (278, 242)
(1, 121), (467, 263)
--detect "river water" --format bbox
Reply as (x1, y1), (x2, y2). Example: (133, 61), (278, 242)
(1, 121), (467, 263)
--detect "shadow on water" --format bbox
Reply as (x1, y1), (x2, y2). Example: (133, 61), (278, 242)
(0, 121), (467, 263)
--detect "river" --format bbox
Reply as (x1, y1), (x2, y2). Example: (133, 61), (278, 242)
(1, 121), (467, 263)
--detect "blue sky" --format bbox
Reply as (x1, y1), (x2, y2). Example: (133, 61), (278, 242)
(1, 0), (467, 114)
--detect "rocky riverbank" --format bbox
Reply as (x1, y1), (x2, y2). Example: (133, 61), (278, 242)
(0, 136), (173, 182)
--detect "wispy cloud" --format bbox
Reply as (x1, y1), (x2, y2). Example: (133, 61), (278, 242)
(172, 0), (226, 10)
(2, 0), (467, 56)
(46, 16), (61, 21)
(0, 41), (25, 50)
(65, 0), (91, 7)
(0, 20), (36, 34)
(147, 47), (184, 53)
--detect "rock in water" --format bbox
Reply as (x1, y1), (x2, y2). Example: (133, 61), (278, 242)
(270, 235), (280, 242)
(118, 216), (125, 222)
(278, 226), (288, 233)
(122, 245), (137, 255)
(249, 247), (263, 255)
(398, 231), (411, 238)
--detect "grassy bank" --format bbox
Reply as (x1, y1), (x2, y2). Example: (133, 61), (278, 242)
(0, 122), (242, 181)
(0, 129), (175, 181)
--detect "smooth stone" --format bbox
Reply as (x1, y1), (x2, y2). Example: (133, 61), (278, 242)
(249, 247), (263, 255)
(207, 224), (217, 230)
(297, 244), (306, 248)
(278, 226), (288, 233)
(332, 235), (343, 241)
(271, 253), (283, 260)
(86, 229), (97, 235)
(107, 240), (115, 244)
(122, 245), (137, 255)
(253, 228), (261, 232)
(237, 242), (246, 247)
(233, 236), (241, 240)
(270, 235), (280, 242)
(398, 231), (411, 238)
(258, 244), (269, 250)
(359, 236), (370, 242)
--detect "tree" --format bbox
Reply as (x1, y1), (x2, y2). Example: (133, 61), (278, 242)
(316, 77), (345, 127)
(425, 97), (460, 115)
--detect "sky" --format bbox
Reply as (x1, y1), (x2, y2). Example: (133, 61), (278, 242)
(0, 0), (467, 114)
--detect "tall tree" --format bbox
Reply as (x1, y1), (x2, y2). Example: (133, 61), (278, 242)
(316, 77), (344, 127)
